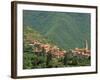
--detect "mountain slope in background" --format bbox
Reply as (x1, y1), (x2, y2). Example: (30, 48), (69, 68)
(23, 10), (91, 50)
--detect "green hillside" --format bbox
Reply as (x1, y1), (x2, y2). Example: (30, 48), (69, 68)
(24, 27), (55, 46)
(23, 27), (90, 69)
(23, 10), (91, 50)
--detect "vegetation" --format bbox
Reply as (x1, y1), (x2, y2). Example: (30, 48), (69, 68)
(23, 10), (91, 49)
(23, 11), (91, 69)
(23, 27), (90, 69)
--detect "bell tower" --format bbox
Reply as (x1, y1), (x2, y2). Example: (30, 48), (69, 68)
(85, 40), (88, 50)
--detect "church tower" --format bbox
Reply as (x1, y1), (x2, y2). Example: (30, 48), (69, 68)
(85, 40), (88, 50)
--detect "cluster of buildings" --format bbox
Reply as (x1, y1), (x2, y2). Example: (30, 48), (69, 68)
(29, 40), (90, 58)
(29, 40), (66, 58)
(72, 40), (90, 57)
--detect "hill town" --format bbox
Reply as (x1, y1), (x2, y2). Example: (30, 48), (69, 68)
(28, 39), (90, 58)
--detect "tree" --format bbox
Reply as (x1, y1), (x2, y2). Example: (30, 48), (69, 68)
(23, 52), (33, 69)
(64, 52), (68, 66)
(71, 56), (78, 66)
(46, 50), (52, 67)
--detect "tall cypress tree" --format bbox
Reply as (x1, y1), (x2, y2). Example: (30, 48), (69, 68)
(64, 52), (68, 66)
(46, 50), (52, 67)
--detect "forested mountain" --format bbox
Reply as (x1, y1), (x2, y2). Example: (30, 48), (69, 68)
(23, 10), (91, 50)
